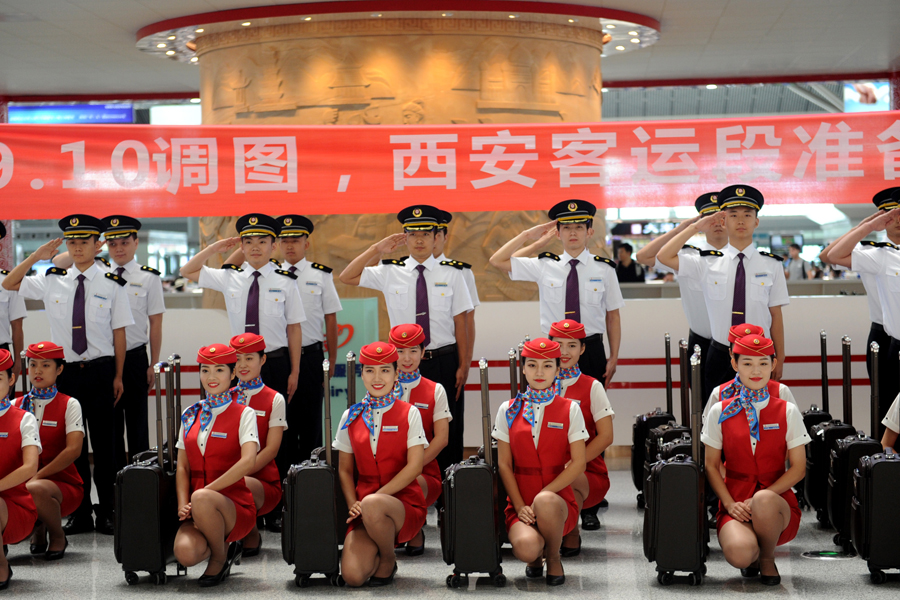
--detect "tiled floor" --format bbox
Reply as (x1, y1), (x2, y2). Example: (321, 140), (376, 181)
(4, 468), (899, 598)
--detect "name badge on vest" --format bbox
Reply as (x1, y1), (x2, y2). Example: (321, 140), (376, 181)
(254, 410), (266, 418)
(43, 420), (58, 428)
(762, 423), (780, 431)
(414, 402), (430, 410)
(210, 432), (228, 439)
(382, 425), (399, 433)
(547, 422), (564, 430)
(0, 432), (7, 438)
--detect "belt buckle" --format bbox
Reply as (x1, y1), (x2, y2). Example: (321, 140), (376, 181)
(423, 350), (433, 360)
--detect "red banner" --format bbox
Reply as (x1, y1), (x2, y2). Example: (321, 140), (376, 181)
(1, 111), (899, 219)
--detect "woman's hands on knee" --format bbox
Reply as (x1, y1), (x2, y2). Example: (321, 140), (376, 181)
(178, 503), (192, 521)
(347, 500), (362, 524)
(726, 500), (751, 522)
(518, 505), (536, 526)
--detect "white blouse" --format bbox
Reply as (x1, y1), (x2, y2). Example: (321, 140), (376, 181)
(492, 397), (589, 449)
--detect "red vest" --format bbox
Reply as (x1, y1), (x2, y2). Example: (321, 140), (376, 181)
(183, 398), (255, 507)
(347, 401), (425, 511)
(404, 377), (441, 483)
(507, 396), (577, 510)
(0, 406), (35, 505)
(560, 374), (609, 479)
(16, 393), (82, 488)
(720, 395), (796, 507)
(239, 386), (281, 488)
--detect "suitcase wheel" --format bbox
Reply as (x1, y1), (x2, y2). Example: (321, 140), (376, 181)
(330, 573), (345, 587)
(295, 574), (311, 588)
(447, 573), (467, 588)
(870, 569), (887, 585)
(152, 572), (167, 585)
(636, 493), (645, 510)
(125, 571), (139, 586)
(489, 568), (506, 587)
(657, 572), (674, 586)
(832, 533), (843, 546)
(688, 571), (703, 586)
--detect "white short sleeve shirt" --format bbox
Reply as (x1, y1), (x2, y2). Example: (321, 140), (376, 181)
(176, 403), (260, 456)
(701, 398), (810, 453)
(333, 401), (429, 456)
(492, 397), (589, 448)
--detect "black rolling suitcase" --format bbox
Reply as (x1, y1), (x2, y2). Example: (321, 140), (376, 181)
(827, 340), (882, 551)
(282, 355), (352, 588)
(632, 333), (677, 508)
(643, 341), (707, 586)
(115, 360), (184, 585)
(805, 335), (855, 524)
(851, 448), (900, 583)
(658, 433), (692, 461)
(442, 358), (506, 588)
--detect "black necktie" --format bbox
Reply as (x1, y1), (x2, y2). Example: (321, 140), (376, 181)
(72, 274), (87, 355)
(246, 272), (261, 334)
(415, 265), (431, 347)
(732, 253), (746, 326)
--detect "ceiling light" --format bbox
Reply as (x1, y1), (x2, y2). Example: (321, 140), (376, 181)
(509, 14), (516, 19)
(190, 98), (201, 104)
(166, 50), (175, 55)
(628, 31), (638, 36)
(601, 87), (608, 92)
(303, 16), (311, 21)
(190, 56), (198, 62)
(156, 43), (167, 48)
(615, 45), (625, 51)
(167, 35), (176, 40)
(195, 28), (204, 33)
(706, 84), (718, 89)
(241, 21), (251, 26)
(606, 24), (616, 29)
(371, 13), (382, 17)
(568, 18), (578, 23)
(442, 13), (453, 17)
(631, 38), (640, 43)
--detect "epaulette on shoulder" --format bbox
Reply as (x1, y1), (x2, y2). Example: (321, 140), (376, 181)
(275, 269), (298, 280)
(269, 258), (281, 267)
(593, 255), (616, 267)
(886, 242), (899, 251)
(399, 256), (410, 263)
(95, 256), (110, 268)
(682, 244), (700, 251)
(46, 267), (67, 277)
(140, 265), (161, 276)
(759, 251), (784, 262)
(0, 270), (8, 276)
(538, 252), (560, 261)
(382, 259), (406, 266)
(440, 260), (464, 270)
(311, 262), (333, 273)
(859, 240), (882, 248)
(444, 258), (472, 269)
(700, 250), (724, 257)
(221, 263), (243, 272)
(105, 272), (127, 286)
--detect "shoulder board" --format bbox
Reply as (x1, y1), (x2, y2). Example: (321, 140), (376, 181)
(311, 262), (333, 273)
(593, 255), (616, 267)
(700, 250), (724, 257)
(221, 263), (243, 272)
(399, 256), (410, 263)
(538, 252), (560, 261)
(95, 256), (110, 268)
(440, 260), (464, 270)
(105, 272), (127, 286)
(445, 258), (472, 269)
(140, 265), (161, 276)
(382, 259), (406, 266)
(46, 267), (67, 277)
(860, 240), (891, 249)
(886, 242), (899, 251)
(269, 258), (281, 267)
(275, 269), (298, 280)
(0, 270), (7, 276)
(682, 244), (700, 251)
(759, 251), (784, 262)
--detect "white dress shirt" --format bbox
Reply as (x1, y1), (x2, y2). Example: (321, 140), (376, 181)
(199, 262), (306, 351)
(655, 240), (717, 339)
(20, 263), (135, 362)
(333, 402), (428, 456)
(437, 253), (480, 309)
(283, 258), (343, 347)
(882, 394), (900, 433)
(0, 406), (42, 452)
(176, 402), (259, 456)
(241, 386), (288, 430)
(702, 397), (810, 454)
(557, 376), (616, 424)
(851, 245), (900, 338)
(399, 378), (452, 423)
(96, 259), (165, 351)
(0, 272), (27, 346)
(510, 249), (625, 336)
(359, 255), (473, 350)
(833, 246), (883, 325)
(678, 243), (789, 345)
(492, 397), (589, 449)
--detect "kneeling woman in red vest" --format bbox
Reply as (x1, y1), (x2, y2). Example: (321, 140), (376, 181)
(17, 342), (84, 561)
(229, 333), (286, 557)
(493, 338), (587, 586)
(388, 323), (451, 556)
(701, 333), (810, 586)
(333, 341), (427, 587)
(174, 344), (260, 587)
(548, 320), (614, 556)
(0, 349), (40, 590)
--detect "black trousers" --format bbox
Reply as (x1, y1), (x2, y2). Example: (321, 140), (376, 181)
(881, 337), (900, 440)
(114, 346), (150, 469)
(579, 334), (608, 386)
(705, 341), (736, 409)
(278, 343), (324, 476)
(260, 348), (291, 400)
(687, 330), (713, 407)
(57, 358), (118, 518)
(420, 345), (462, 480)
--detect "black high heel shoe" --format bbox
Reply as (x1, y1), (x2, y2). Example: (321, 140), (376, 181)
(30, 524), (47, 555)
(0, 566), (11, 591)
(368, 562), (398, 587)
(560, 535), (582, 557)
(44, 537), (68, 561)
(545, 562), (566, 586)
(198, 541), (242, 588)
(405, 530), (425, 556)
(525, 561), (544, 578)
(741, 561), (760, 578)
(242, 533), (262, 558)
(759, 559), (780, 586)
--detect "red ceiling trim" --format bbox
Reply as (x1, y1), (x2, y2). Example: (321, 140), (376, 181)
(136, 1), (660, 41)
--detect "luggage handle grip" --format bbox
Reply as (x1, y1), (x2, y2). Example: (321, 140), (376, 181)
(690, 345), (703, 473)
(841, 336), (852, 426)
(678, 338), (689, 426)
(323, 359), (332, 466)
(508, 348), (517, 396)
(19, 350), (29, 397)
(153, 361), (170, 469)
(346, 351), (356, 409)
(664, 333), (673, 416)
(869, 342), (879, 438)
(820, 330), (829, 413)
(479, 358), (493, 469)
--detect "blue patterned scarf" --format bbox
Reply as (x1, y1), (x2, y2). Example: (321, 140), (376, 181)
(20, 384), (58, 415)
(235, 376), (264, 405)
(506, 385), (556, 429)
(342, 381), (403, 435)
(0, 395), (9, 412)
(182, 387), (236, 436)
(397, 369), (421, 385)
(717, 375), (769, 440)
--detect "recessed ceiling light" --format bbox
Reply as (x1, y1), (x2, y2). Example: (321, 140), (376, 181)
(241, 21), (251, 26)
(628, 31), (638, 36)
(156, 43), (167, 48)
(601, 88), (608, 92)
(631, 38), (640, 43)
(371, 13), (382, 17)
(165, 50), (175, 55)
(167, 35), (176, 40)
(509, 14), (517, 19)
(606, 24), (616, 29)
(303, 16), (311, 21)
(568, 19), (574, 23)
(442, 13), (453, 17)
(190, 56), (199, 62)
(615, 45), (625, 51)
(195, 28), (204, 33)
(706, 84), (718, 90)
(190, 98), (201, 103)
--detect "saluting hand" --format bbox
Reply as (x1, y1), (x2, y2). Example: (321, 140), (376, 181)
(178, 502), (192, 521)
(347, 500), (362, 523)
(373, 233), (408, 255)
(209, 237), (240, 254)
(693, 213), (725, 233)
(523, 221), (557, 242)
(517, 505), (536, 526)
(867, 210), (897, 232)
(31, 238), (64, 262)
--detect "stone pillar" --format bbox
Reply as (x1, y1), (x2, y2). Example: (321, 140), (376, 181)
(195, 17), (608, 332)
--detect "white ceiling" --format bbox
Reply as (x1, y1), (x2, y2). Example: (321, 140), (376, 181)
(0, 0), (897, 97)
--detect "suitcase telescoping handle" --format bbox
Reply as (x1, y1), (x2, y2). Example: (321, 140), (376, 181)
(346, 350), (356, 408)
(479, 358), (493, 469)
(820, 330), (829, 413)
(842, 335), (852, 426)
(19, 350), (28, 397)
(508, 348), (518, 395)
(164, 359), (177, 467)
(664, 333), (673, 415)
(870, 342), (879, 438)
(323, 359), (333, 466)
(171, 354), (183, 420)
(153, 361), (169, 468)
(678, 338), (689, 423)
(690, 345), (703, 470)
(518, 339), (528, 394)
